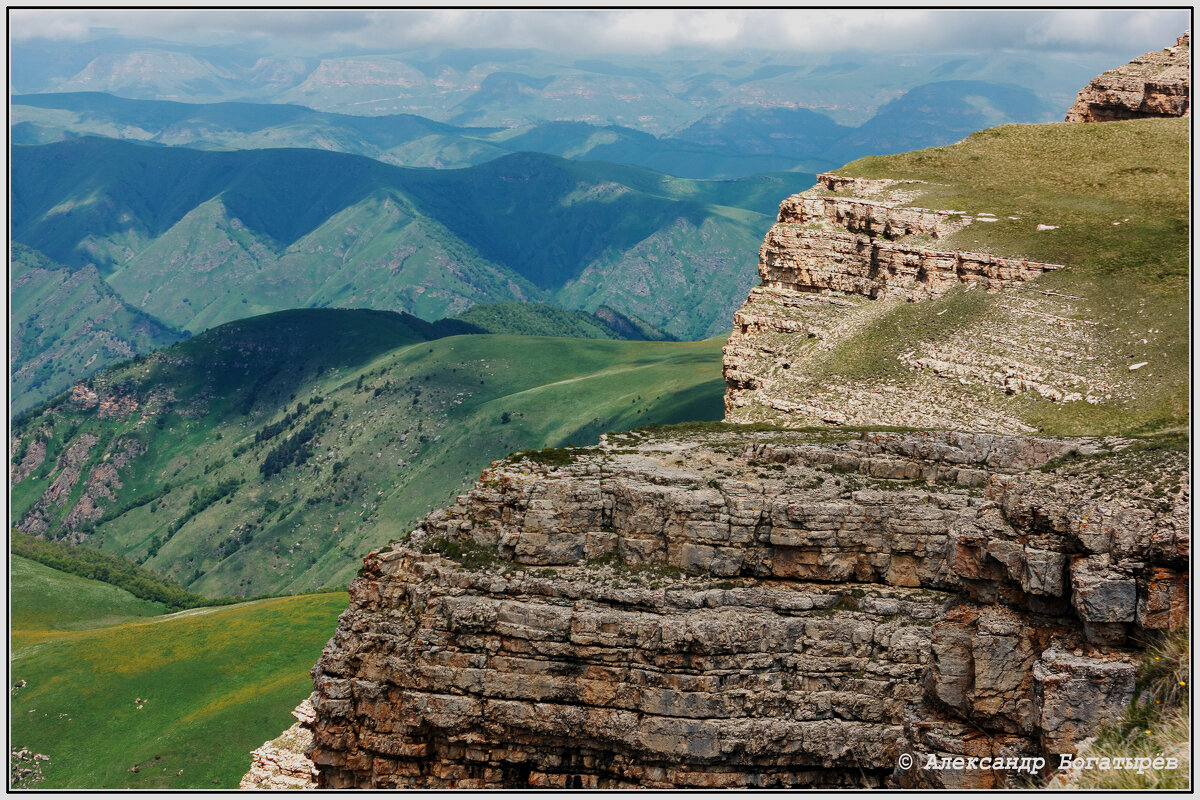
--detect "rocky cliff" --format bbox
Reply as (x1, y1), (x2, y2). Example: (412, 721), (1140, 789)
(275, 426), (1187, 789)
(720, 173), (1095, 432)
(1065, 33), (1190, 123)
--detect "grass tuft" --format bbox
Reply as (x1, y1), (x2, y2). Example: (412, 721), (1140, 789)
(1049, 627), (1190, 790)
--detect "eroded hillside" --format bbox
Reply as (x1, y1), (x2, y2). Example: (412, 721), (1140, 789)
(724, 118), (1188, 435)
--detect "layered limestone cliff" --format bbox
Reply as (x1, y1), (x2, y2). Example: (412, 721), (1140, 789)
(1065, 32), (1191, 123)
(282, 427), (1186, 788)
(720, 174), (1103, 432)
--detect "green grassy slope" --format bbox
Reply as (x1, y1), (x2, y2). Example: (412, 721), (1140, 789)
(12, 137), (797, 338)
(451, 301), (671, 340)
(10, 559), (345, 789)
(10, 243), (185, 416)
(10, 309), (726, 598)
(10, 555), (165, 633)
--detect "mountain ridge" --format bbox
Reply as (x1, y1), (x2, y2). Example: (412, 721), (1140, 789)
(12, 136), (796, 339)
(14, 83), (1055, 179)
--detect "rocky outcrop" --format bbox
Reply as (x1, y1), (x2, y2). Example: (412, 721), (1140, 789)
(718, 172), (1121, 432)
(17, 434), (145, 540)
(9, 431), (47, 484)
(760, 184), (1059, 302)
(298, 428), (1187, 789)
(241, 698), (320, 790)
(1065, 33), (1191, 122)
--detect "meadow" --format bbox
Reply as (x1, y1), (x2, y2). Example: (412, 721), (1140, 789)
(10, 556), (345, 789)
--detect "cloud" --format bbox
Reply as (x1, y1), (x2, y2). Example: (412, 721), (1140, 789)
(8, 8), (1191, 57)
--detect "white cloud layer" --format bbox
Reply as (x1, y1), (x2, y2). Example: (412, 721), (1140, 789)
(8, 8), (1191, 57)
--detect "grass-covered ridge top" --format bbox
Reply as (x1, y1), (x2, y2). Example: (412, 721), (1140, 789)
(451, 301), (672, 341)
(838, 119), (1187, 268)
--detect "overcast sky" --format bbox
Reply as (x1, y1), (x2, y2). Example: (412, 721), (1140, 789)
(9, 8), (1191, 57)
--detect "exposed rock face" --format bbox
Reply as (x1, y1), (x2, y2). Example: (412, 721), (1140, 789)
(1065, 33), (1191, 122)
(762, 180), (1060, 302)
(240, 698), (320, 790)
(17, 434), (145, 541)
(719, 173), (1122, 432)
(9, 431), (47, 484)
(300, 428), (1187, 789)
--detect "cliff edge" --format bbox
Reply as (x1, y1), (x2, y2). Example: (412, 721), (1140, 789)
(1065, 32), (1190, 123)
(303, 428), (1186, 788)
(722, 117), (1186, 435)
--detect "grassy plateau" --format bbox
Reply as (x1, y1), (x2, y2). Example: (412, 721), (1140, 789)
(775, 118), (1189, 436)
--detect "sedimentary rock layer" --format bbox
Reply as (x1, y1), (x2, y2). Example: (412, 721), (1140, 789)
(758, 224), (1059, 301)
(1065, 32), (1191, 122)
(241, 698), (320, 790)
(721, 171), (1095, 430)
(297, 428), (1187, 789)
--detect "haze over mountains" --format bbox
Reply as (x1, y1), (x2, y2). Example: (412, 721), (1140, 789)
(11, 137), (797, 345)
(9, 37), (1111, 128)
(13, 81), (1054, 178)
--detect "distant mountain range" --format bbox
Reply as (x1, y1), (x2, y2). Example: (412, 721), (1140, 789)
(11, 136), (804, 345)
(13, 84), (1056, 179)
(10, 38), (1109, 129)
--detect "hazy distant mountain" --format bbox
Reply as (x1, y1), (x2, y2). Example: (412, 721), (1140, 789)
(12, 81), (1059, 180)
(823, 80), (1058, 161)
(11, 137), (811, 340)
(11, 38), (1111, 129)
(11, 92), (830, 178)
